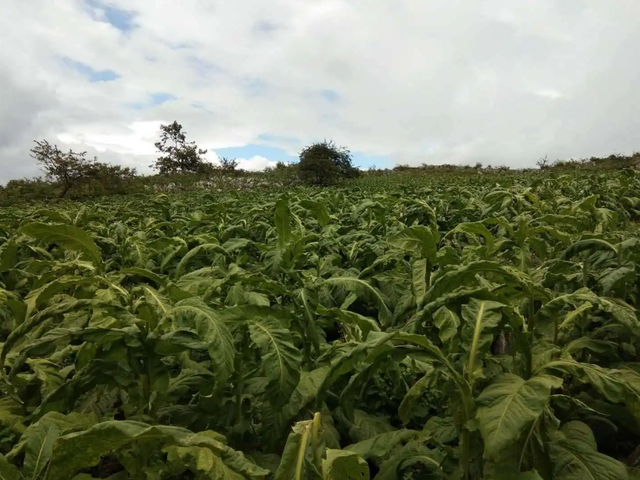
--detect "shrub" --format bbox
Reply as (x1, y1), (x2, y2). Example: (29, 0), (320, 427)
(85, 163), (138, 195)
(0, 177), (56, 205)
(297, 140), (360, 186)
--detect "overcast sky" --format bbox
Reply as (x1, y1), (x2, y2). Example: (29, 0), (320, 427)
(1, 0), (639, 183)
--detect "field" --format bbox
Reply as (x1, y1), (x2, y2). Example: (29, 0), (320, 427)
(1, 170), (640, 479)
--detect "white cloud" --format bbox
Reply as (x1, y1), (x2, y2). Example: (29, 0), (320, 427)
(1, 0), (639, 182)
(208, 152), (277, 172)
(236, 156), (278, 171)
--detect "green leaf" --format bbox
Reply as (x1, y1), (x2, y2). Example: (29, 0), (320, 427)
(433, 306), (460, 345)
(540, 361), (640, 405)
(165, 445), (245, 479)
(423, 416), (458, 445)
(560, 238), (618, 261)
(462, 299), (505, 384)
(0, 240), (17, 273)
(412, 258), (428, 310)
(425, 261), (522, 305)
(175, 243), (229, 279)
(319, 332), (397, 396)
(488, 471), (544, 480)
(45, 421), (264, 480)
(140, 284), (173, 319)
(318, 306), (381, 342)
(299, 200), (330, 227)
(10, 412), (96, 480)
(345, 430), (417, 460)
(476, 373), (563, 460)
(323, 277), (392, 328)
(446, 221), (495, 252)
(322, 449), (369, 480)
(121, 267), (166, 286)
(0, 454), (21, 480)
(548, 421), (628, 480)
(398, 367), (436, 424)
(19, 222), (103, 271)
(24, 275), (98, 318)
(263, 366), (331, 445)
(275, 196), (292, 249)
(273, 415), (323, 480)
(374, 442), (445, 480)
(169, 298), (235, 384)
(388, 225), (440, 261)
(248, 316), (302, 408)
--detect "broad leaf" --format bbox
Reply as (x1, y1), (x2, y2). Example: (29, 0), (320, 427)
(169, 298), (235, 383)
(322, 449), (369, 480)
(19, 223), (103, 271)
(476, 373), (563, 460)
(248, 316), (302, 408)
(548, 421), (628, 480)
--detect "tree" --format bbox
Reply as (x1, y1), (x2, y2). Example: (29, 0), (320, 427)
(537, 155), (549, 169)
(29, 140), (138, 199)
(297, 140), (360, 186)
(219, 156), (239, 173)
(30, 140), (98, 198)
(151, 121), (210, 174)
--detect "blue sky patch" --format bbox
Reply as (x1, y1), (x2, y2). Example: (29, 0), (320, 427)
(257, 133), (300, 145)
(253, 20), (279, 34)
(150, 93), (176, 105)
(85, 0), (137, 32)
(128, 93), (177, 109)
(62, 57), (120, 82)
(320, 89), (340, 103)
(351, 152), (392, 169)
(242, 78), (268, 97)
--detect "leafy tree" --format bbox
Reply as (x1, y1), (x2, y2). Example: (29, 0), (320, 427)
(30, 139), (99, 198)
(298, 139), (360, 186)
(29, 140), (138, 199)
(151, 121), (210, 174)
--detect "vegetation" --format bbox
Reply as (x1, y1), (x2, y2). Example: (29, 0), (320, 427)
(1, 169), (640, 478)
(4, 121), (638, 206)
(29, 139), (136, 199)
(298, 140), (360, 186)
(152, 121), (212, 175)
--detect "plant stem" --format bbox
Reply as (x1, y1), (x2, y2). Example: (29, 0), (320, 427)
(295, 425), (312, 480)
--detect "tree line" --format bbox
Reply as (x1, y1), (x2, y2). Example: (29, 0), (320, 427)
(21, 121), (360, 199)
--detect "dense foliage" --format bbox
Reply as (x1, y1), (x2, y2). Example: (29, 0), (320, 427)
(29, 140), (137, 199)
(298, 140), (360, 186)
(1, 171), (640, 479)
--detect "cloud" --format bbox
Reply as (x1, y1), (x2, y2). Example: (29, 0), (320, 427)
(1, 0), (640, 183)
(234, 156), (278, 171)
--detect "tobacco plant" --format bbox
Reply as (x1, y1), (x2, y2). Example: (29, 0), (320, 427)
(1, 171), (640, 479)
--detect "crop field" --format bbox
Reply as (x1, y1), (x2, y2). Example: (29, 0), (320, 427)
(2, 171), (640, 479)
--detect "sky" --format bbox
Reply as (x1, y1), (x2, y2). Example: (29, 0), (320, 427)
(1, 0), (639, 183)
